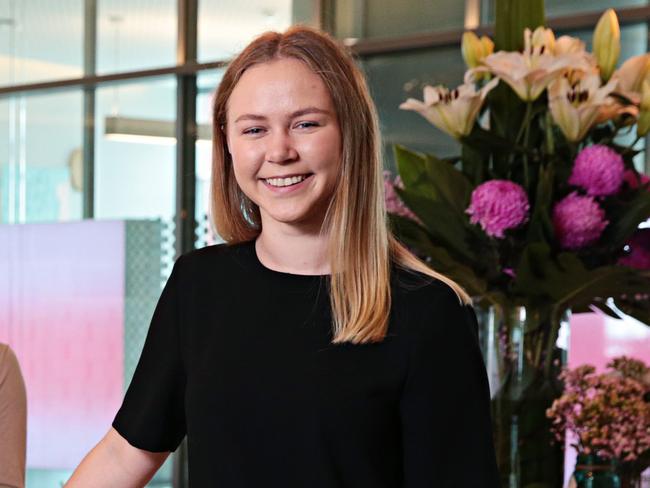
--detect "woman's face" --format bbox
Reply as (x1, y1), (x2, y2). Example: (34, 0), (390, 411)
(225, 57), (342, 233)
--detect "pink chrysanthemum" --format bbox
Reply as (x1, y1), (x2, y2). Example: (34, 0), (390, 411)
(618, 229), (650, 270)
(623, 169), (650, 190)
(553, 191), (609, 250)
(383, 170), (420, 223)
(569, 144), (625, 197)
(465, 180), (530, 238)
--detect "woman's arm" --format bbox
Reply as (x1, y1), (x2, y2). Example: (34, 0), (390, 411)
(64, 428), (169, 488)
(0, 345), (27, 488)
(400, 284), (500, 487)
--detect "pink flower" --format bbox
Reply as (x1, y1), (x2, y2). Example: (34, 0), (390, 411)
(546, 356), (650, 461)
(618, 229), (650, 270)
(623, 169), (650, 190)
(383, 170), (420, 223)
(552, 191), (609, 249)
(465, 180), (530, 238)
(569, 144), (625, 197)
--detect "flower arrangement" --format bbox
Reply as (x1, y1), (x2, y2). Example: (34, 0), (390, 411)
(386, 6), (650, 369)
(546, 356), (650, 484)
(547, 357), (650, 462)
(387, 1), (650, 485)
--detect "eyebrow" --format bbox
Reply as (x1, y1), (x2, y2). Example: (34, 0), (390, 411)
(233, 107), (331, 123)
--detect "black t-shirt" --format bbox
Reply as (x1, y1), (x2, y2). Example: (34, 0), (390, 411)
(112, 239), (500, 487)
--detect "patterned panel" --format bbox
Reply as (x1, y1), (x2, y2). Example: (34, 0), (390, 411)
(195, 212), (224, 250)
(123, 220), (164, 387)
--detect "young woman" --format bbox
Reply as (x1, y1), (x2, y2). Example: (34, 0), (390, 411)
(66, 26), (499, 487)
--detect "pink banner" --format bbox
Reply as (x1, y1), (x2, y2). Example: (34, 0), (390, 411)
(0, 221), (125, 469)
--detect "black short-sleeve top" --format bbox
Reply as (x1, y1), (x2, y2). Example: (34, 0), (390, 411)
(112, 240), (500, 487)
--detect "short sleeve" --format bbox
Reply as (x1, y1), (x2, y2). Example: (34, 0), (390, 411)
(399, 284), (500, 487)
(112, 255), (187, 452)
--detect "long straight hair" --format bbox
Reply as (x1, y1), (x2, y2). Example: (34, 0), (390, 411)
(210, 25), (471, 344)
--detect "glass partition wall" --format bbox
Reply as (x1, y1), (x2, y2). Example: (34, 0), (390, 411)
(1, 1), (649, 487)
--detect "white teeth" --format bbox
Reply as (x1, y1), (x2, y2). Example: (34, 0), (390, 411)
(265, 174), (309, 187)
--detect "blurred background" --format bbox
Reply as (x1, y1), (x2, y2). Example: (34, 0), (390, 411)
(1, 0), (649, 487)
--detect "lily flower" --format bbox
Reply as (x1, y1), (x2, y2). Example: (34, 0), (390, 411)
(399, 77), (499, 139)
(470, 28), (594, 101)
(530, 27), (556, 53)
(529, 26), (587, 57)
(548, 70), (618, 141)
(554, 35), (587, 56)
(610, 53), (650, 104)
(595, 97), (638, 126)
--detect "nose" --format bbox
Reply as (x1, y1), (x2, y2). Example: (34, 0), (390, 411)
(265, 129), (298, 164)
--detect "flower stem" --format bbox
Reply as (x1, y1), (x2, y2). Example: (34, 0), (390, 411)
(520, 102), (533, 190)
(510, 102), (534, 185)
(621, 135), (642, 156)
(544, 112), (555, 157)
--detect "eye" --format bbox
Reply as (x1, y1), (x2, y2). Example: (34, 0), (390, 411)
(242, 127), (265, 135)
(296, 121), (319, 129)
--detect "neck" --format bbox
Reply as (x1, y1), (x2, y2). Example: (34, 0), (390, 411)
(255, 229), (330, 275)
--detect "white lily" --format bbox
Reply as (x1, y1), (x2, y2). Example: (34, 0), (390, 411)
(470, 28), (594, 101)
(554, 35), (587, 56)
(610, 53), (650, 104)
(399, 77), (499, 139)
(548, 70), (618, 141)
(531, 27), (556, 52)
(595, 96), (639, 126)
(529, 26), (587, 57)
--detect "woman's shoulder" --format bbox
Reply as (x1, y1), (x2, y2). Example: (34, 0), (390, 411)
(0, 343), (23, 386)
(392, 265), (462, 303)
(391, 266), (476, 340)
(173, 241), (253, 274)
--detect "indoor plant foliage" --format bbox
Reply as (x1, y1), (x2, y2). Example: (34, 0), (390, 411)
(387, 2), (650, 486)
(546, 357), (650, 486)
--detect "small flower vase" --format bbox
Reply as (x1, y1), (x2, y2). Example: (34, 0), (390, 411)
(476, 303), (570, 488)
(572, 454), (621, 488)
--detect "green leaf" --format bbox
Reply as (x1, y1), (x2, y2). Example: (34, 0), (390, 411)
(388, 214), (487, 296)
(460, 141), (485, 185)
(423, 153), (474, 213)
(601, 190), (650, 251)
(513, 242), (650, 312)
(394, 187), (477, 265)
(394, 145), (474, 214)
(393, 145), (431, 196)
(494, 0), (545, 52)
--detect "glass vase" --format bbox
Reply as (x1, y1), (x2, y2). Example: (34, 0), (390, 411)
(572, 454), (621, 488)
(476, 304), (570, 488)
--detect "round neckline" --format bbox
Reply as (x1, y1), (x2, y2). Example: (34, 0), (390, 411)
(246, 239), (330, 280)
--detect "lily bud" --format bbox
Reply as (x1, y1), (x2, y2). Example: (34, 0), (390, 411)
(480, 36), (494, 59)
(637, 80), (650, 136)
(593, 9), (621, 82)
(462, 31), (483, 69)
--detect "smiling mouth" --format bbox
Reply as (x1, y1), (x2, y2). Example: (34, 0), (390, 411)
(263, 173), (314, 188)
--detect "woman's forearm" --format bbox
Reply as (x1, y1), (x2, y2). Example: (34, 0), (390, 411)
(65, 428), (169, 488)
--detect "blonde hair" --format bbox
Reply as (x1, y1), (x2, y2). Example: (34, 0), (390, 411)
(210, 25), (471, 344)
